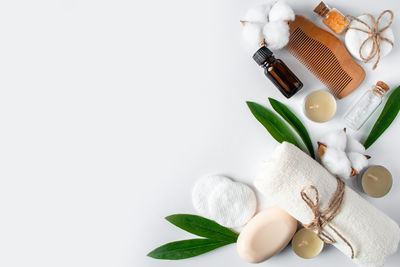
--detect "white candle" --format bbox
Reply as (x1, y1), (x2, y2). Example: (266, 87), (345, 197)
(304, 90), (336, 122)
(362, 165), (392, 198)
(292, 228), (324, 259)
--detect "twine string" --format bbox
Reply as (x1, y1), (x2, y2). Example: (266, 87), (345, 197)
(345, 10), (394, 70)
(300, 177), (355, 259)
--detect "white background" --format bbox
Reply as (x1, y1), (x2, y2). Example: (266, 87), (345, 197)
(0, 0), (399, 266)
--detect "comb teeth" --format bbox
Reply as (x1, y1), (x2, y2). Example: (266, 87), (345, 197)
(286, 27), (352, 97)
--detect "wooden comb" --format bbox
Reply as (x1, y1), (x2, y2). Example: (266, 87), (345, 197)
(286, 15), (365, 99)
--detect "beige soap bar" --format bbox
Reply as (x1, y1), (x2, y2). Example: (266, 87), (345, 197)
(236, 206), (297, 263)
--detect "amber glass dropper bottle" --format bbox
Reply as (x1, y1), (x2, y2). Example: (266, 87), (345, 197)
(253, 46), (303, 98)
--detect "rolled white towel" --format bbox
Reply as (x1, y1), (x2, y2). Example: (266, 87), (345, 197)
(255, 142), (400, 267)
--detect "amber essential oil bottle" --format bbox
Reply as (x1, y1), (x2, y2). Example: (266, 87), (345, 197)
(253, 46), (303, 98)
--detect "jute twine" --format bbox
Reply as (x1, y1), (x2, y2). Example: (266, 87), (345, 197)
(345, 10), (394, 70)
(300, 177), (355, 259)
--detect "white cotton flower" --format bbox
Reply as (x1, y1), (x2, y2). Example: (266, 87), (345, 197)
(263, 21), (290, 50)
(269, 0), (295, 22)
(347, 152), (369, 173)
(242, 23), (264, 53)
(321, 148), (352, 179)
(243, 4), (271, 24)
(346, 135), (366, 154)
(320, 129), (347, 151)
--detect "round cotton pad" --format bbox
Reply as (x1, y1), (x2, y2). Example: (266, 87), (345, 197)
(345, 14), (394, 62)
(192, 175), (232, 217)
(207, 182), (257, 228)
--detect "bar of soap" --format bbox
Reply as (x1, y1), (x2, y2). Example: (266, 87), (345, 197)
(236, 206), (297, 263)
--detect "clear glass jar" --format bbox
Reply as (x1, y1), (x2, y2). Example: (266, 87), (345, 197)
(313, 1), (350, 34)
(344, 81), (390, 130)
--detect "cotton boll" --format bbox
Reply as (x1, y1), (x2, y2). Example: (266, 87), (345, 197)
(347, 152), (369, 173)
(242, 23), (264, 53)
(321, 148), (352, 179)
(263, 21), (290, 50)
(243, 4), (271, 24)
(320, 129), (347, 151)
(269, 0), (295, 22)
(346, 135), (366, 154)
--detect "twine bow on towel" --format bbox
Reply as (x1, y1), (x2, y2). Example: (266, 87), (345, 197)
(300, 177), (355, 259)
(345, 10), (394, 70)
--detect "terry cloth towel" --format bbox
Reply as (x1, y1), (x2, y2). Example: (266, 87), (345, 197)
(255, 142), (400, 267)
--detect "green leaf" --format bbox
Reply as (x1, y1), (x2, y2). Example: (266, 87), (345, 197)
(165, 214), (238, 243)
(364, 85), (400, 149)
(147, 239), (231, 260)
(247, 101), (299, 147)
(268, 98), (315, 158)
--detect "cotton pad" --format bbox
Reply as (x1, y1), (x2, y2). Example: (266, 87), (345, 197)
(207, 181), (257, 228)
(345, 14), (394, 62)
(192, 175), (232, 217)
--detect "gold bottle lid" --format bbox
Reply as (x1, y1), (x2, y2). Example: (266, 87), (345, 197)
(374, 81), (390, 96)
(314, 1), (330, 17)
(376, 81), (390, 92)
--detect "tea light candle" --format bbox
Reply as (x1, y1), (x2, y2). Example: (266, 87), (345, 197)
(292, 228), (324, 259)
(304, 90), (336, 122)
(362, 166), (392, 198)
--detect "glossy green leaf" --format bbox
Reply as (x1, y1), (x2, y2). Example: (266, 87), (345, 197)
(364, 85), (400, 149)
(165, 214), (238, 243)
(147, 239), (231, 260)
(268, 98), (315, 158)
(247, 101), (299, 147)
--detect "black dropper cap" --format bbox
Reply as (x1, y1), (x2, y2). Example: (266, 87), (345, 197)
(253, 46), (273, 65)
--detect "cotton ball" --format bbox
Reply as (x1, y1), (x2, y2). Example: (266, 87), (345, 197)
(320, 129), (347, 151)
(242, 23), (264, 53)
(346, 135), (366, 154)
(263, 21), (290, 50)
(269, 0), (295, 22)
(192, 175), (232, 217)
(347, 152), (369, 173)
(321, 148), (352, 179)
(208, 181), (257, 227)
(243, 4), (271, 24)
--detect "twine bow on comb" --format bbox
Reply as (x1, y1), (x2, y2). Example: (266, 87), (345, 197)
(345, 10), (394, 70)
(300, 177), (355, 259)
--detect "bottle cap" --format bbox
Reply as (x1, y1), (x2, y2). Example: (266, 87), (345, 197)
(376, 81), (390, 92)
(253, 46), (273, 66)
(314, 1), (329, 17)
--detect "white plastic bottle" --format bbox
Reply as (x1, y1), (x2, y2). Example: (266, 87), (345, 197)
(344, 81), (389, 130)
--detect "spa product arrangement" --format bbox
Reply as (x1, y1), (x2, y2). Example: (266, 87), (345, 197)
(148, 1), (400, 266)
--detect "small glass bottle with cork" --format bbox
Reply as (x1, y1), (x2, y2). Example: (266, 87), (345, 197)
(313, 1), (350, 34)
(344, 81), (390, 130)
(253, 46), (303, 98)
